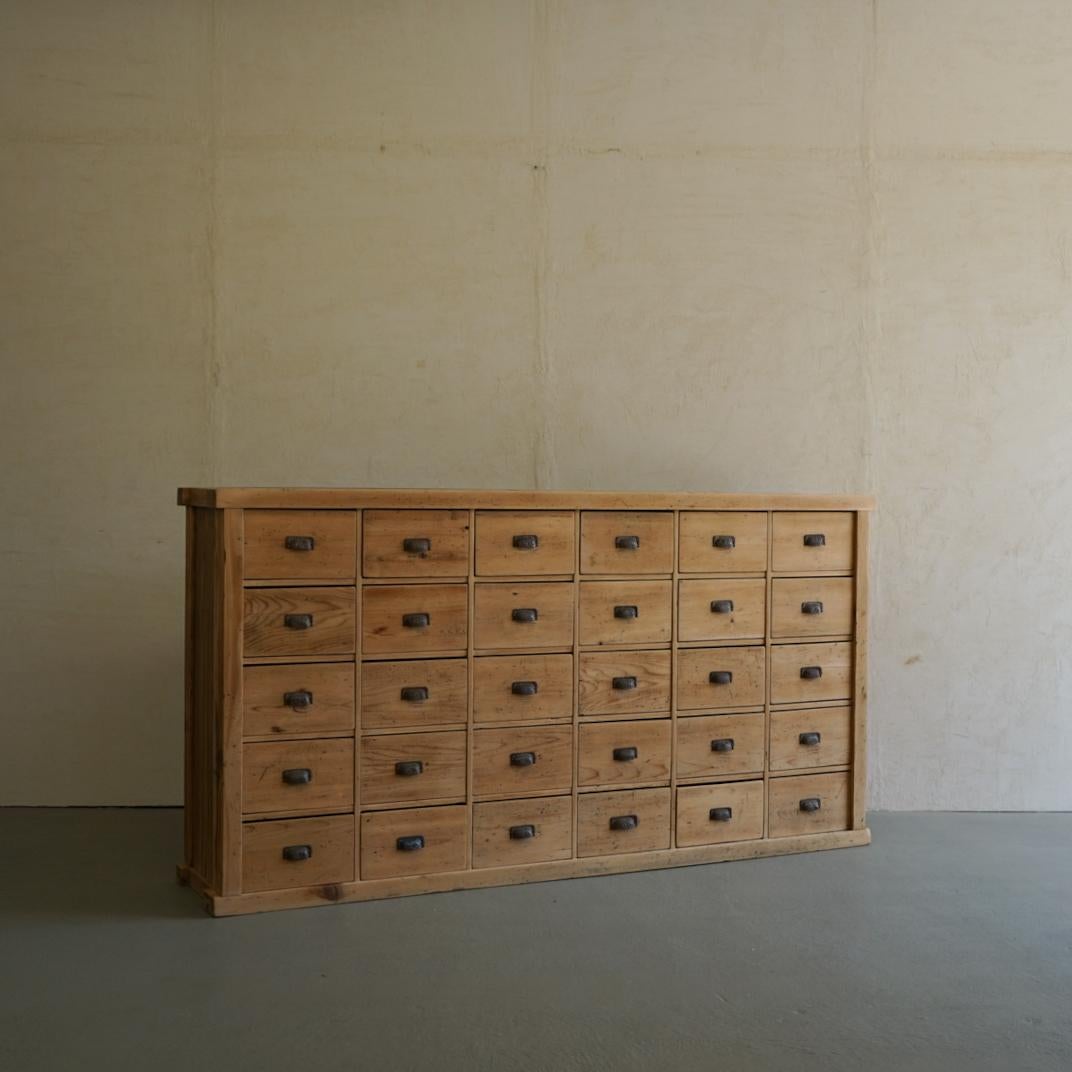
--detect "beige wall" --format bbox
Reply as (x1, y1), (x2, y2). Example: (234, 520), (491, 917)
(3, 1), (1070, 808)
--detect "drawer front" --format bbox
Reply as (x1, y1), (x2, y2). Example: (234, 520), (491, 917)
(475, 511), (576, 576)
(678, 511), (769, 573)
(472, 727), (574, 797)
(244, 510), (357, 580)
(676, 713), (765, 779)
(677, 646), (766, 711)
(579, 580), (672, 646)
(770, 706), (852, 771)
(473, 654), (573, 724)
(578, 719), (671, 787)
(361, 658), (467, 731)
(772, 512), (854, 572)
(473, 582), (574, 650)
(676, 781), (764, 848)
(362, 584), (468, 655)
(770, 642), (853, 704)
(577, 787), (671, 857)
(360, 730), (466, 805)
(241, 739), (354, 817)
(360, 805), (467, 879)
(472, 796), (573, 869)
(243, 663), (355, 738)
(362, 509), (469, 577)
(243, 587), (355, 658)
(241, 815), (356, 893)
(677, 578), (766, 642)
(768, 772), (851, 838)
(578, 650), (672, 717)
(771, 577), (854, 638)
(580, 511), (674, 574)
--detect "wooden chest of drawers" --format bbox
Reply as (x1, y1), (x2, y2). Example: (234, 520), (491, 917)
(178, 488), (872, 916)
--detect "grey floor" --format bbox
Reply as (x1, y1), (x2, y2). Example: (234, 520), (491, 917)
(0, 811), (1069, 1072)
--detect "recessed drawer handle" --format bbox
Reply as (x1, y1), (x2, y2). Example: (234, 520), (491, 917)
(710, 600), (734, 614)
(395, 760), (424, 776)
(402, 612), (430, 629)
(609, 814), (638, 831)
(709, 807), (733, 822)
(512, 607), (539, 623)
(803, 533), (826, 547)
(709, 670), (733, 685)
(614, 604), (639, 620)
(799, 797), (822, 813)
(511, 680), (538, 696)
(799, 731), (822, 746)
(615, 535), (640, 550)
(509, 824), (537, 840)
(396, 835), (425, 852)
(513, 534), (539, 550)
(801, 601), (824, 615)
(613, 746), (638, 761)
(510, 751), (537, 767)
(281, 768), (312, 785)
(282, 844), (313, 862)
(284, 535), (315, 552)
(710, 738), (735, 753)
(400, 686), (429, 703)
(283, 689), (313, 710)
(402, 537), (431, 554)
(800, 666), (823, 680)
(612, 675), (638, 690)
(284, 613), (313, 630)
(712, 535), (736, 549)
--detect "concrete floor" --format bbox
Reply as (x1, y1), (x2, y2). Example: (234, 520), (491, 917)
(0, 811), (1069, 1071)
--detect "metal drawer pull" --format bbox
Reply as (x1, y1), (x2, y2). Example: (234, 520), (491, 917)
(513, 534), (539, 550)
(615, 535), (641, 550)
(396, 835), (425, 852)
(395, 760), (424, 776)
(800, 666), (823, 680)
(799, 731), (822, 746)
(612, 675), (638, 690)
(709, 807), (733, 823)
(708, 670), (733, 685)
(512, 607), (539, 623)
(282, 844), (313, 862)
(803, 533), (826, 547)
(712, 535), (736, 549)
(710, 600), (734, 614)
(283, 690), (313, 710)
(609, 814), (638, 831)
(281, 768), (312, 785)
(402, 612), (430, 629)
(509, 824), (537, 840)
(400, 686), (429, 703)
(284, 613), (313, 630)
(511, 680), (538, 696)
(510, 751), (537, 767)
(799, 797), (822, 813)
(284, 535), (315, 552)
(614, 604), (639, 619)
(402, 537), (431, 554)
(710, 738), (735, 753)
(801, 601), (824, 615)
(613, 746), (638, 761)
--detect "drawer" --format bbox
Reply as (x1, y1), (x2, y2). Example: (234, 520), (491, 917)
(472, 796), (573, 869)
(770, 706), (852, 771)
(243, 663), (355, 738)
(577, 787), (671, 857)
(473, 653), (573, 724)
(241, 739), (354, 817)
(770, 642), (853, 704)
(578, 650), (671, 717)
(580, 511), (674, 574)
(241, 815), (355, 893)
(676, 713), (765, 779)
(772, 512), (854, 572)
(362, 584), (468, 655)
(771, 577), (854, 638)
(579, 580), (671, 646)
(360, 805), (467, 879)
(243, 510), (357, 580)
(475, 511), (576, 576)
(362, 509), (469, 577)
(677, 578), (766, 642)
(676, 781), (764, 848)
(677, 646), (766, 711)
(243, 587), (355, 658)
(678, 511), (768, 573)
(473, 582), (574, 650)
(472, 726), (573, 797)
(768, 771), (851, 838)
(361, 658), (467, 731)
(360, 730), (466, 805)
(578, 719), (671, 787)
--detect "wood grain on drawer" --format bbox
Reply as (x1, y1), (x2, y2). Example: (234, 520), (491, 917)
(472, 796), (573, 869)
(577, 787), (671, 857)
(772, 512), (854, 572)
(678, 511), (769, 573)
(768, 771), (851, 838)
(578, 719), (671, 787)
(362, 509), (469, 577)
(360, 805), (467, 879)
(473, 654), (573, 724)
(473, 582), (574, 649)
(677, 577), (766, 642)
(472, 726), (573, 797)
(243, 510), (357, 580)
(770, 706), (852, 771)
(676, 781), (764, 847)
(475, 511), (575, 576)
(580, 511), (674, 574)
(362, 584), (468, 655)
(578, 650), (672, 717)
(360, 730), (466, 805)
(241, 814), (355, 893)
(677, 646), (766, 711)
(771, 577), (854, 638)
(243, 663), (355, 738)
(579, 580), (672, 646)
(676, 713), (765, 779)
(243, 587), (355, 658)
(361, 658), (467, 730)
(770, 642), (853, 704)
(241, 739), (354, 816)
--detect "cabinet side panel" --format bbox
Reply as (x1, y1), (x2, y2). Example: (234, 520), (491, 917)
(852, 510), (870, 829)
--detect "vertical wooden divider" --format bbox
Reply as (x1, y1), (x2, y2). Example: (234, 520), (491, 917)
(218, 508), (244, 895)
(353, 509), (362, 879)
(763, 510), (774, 839)
(465, 508), (476, 868)
(852, 509), (870, 829)
(669, 509), (680, 847)
(570, 509), (581, 858)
